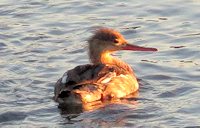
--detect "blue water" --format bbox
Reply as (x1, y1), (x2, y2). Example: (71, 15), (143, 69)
(0, 0), (200, 127)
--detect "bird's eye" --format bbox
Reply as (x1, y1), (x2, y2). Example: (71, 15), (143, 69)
(114, 39), (119, 44)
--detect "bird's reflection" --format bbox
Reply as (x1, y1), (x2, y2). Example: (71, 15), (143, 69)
(58, 91), (139, 119)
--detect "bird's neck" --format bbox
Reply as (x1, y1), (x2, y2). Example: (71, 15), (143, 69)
(89, 50), (133, 74)
(96, 52), (115, 65)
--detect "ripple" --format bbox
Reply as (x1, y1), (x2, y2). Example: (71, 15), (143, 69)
(48, 29), (67, 35)
(142, 74), (184, 81)
(184, 126), (200, 128)
(158, 86), (195, 98)
(0, 111), (27, 123)
(125, 113), (156, 119)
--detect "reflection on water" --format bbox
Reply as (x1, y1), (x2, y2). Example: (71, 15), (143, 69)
(0, 0), (200, 127)
(58, 92), (139, 115)
(60, 100), (138, 128)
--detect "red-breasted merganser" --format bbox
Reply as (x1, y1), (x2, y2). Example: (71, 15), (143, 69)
(54, 28), (157, 104)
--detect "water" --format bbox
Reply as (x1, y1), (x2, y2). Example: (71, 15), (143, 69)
(0, 0), (200, 127)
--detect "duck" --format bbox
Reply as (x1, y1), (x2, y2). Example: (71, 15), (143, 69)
(54, 28), (157, 105)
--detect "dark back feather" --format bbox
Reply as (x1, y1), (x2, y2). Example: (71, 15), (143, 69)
(54, 63), (133, 101)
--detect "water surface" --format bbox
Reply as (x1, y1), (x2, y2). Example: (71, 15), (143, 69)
(0, 0), (200, 127)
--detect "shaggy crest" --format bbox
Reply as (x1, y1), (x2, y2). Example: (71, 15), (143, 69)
(89, 28), (124, 43)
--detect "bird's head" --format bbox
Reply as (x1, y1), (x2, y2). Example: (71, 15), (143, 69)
(88, 28), (157, 54)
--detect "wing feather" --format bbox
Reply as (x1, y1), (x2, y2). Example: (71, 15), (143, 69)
(54, 63), (134, 103)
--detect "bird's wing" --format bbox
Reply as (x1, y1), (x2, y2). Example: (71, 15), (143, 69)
(54, 63), (129, 102)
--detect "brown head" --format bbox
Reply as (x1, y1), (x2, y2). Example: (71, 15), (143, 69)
(88, 28), (157, 64)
